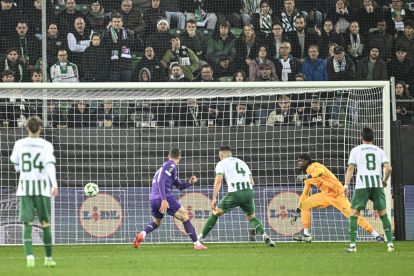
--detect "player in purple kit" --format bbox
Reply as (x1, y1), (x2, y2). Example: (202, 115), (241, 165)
(133, 148), (207, 250)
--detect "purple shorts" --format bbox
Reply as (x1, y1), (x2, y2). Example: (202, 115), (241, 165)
(150, 197), (182, 219)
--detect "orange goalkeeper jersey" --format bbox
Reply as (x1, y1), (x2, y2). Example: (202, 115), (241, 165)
(299, 162), (344, 204)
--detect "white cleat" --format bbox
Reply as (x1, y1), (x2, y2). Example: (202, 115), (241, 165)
(387, 244), (395, 252)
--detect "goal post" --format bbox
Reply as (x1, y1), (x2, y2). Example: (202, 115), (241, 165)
(0, 81), (391, 244)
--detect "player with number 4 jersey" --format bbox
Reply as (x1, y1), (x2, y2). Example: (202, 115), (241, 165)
(345, 127), (394, 253)
(198, 146), (275, 246)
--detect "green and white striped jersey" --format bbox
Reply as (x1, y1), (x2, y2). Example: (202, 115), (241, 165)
(10, 137), (57, 197)
(348, 144), (389, 189)
(215, 157), (252, 192)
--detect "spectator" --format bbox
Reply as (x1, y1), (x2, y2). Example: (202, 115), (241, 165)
(249, 45), (277, 81)
(102, 12), (135, 82)
(128, 101), (159, 127)
(385, 0), (413, 35)
(234, 24), (262, 72)
(395, 19), (414, 61)
(147, 18), (172, 59)
(327, 0), (352, 34)
(67, 17), (93, 77)
(86, 1), (110, 33)
(58, 0), (87, 37)
(175, 98), (222, 127)
(27, 0), (53, 40)
(387, 46), (414, 87)
(46, 101), (68, 128)
(143, 0), (166, 37)
(251, 0), (278, 40)
(197, 64), (215, 81)
(355, 45), (388, 80)
(46, 23), (66, 70)
(353, 0), (384, 36)
(0, 48), (28, 82)
(206, 21), (237, 78)
(301, 45), (328, 81)
(344, 21), (366, 63)
(31, 69), (42, 82)
(180, 19), (203, 59)
(163, 0), (185, 30)
(0, 0), (22, 53)
(277, 0), (303, 33)
(138, 67), (151, 81)
(118, 0), (145, 36)
(240, 0), (261, 25)
(255, 63), (277, 81)
(395, 81), (413, 124)
(266, 94), (297, 125)
(11, 19), (41, 67)
(286, 15), (318, 62)
(180, 0), (217, 30)
(327, 42), (338, 60)
(232, 69), (247, 81)
(327, 45), (355, 80)
(1, 69), (14, 82)
(274, 41), (301, 81)
(82, 33), (109, 81)
(161, 34), (199, 81)
(167, 62), (190, 81)
(97, 100), (119, 128)
(214, 1), (243, 29)
(267, 21), (290, 60)
(67, 100), (95, 127)
(99, 0), (122, 12)
(233, 103), (254, 126)
(367, 19), (394, 62)
(133, 46), (165, 81)
(317, 18), (345, 59)
(50, 49), (79, 82)
(302, 97), (326, 127)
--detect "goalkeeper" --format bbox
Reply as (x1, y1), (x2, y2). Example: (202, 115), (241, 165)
(291, 154), (383, 243)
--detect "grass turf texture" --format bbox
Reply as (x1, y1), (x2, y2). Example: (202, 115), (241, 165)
(1, 242), (414, 276)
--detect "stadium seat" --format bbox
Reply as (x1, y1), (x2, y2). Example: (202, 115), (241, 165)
(219, 76), (232, 82)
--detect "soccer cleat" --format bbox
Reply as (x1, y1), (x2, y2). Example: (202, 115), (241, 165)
(376, 236), (385, 243)
(26, 258), (35, 268)
(263, 235), (276, 247)
(249, 229), (256, 242)
(198, 233), (205, 243)
(194, 243), (208, 250)
(132, 232), (145, 249)
(44, 259), (56, 267)
(346, 245), (357, 253)
(293, 234), (312, 243)
(387, 244), (395, 252)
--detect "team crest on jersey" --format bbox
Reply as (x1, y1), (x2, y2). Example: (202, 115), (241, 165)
(173, 193), (210, 236)
(79, 193), (123, 238)
(165, 166), (174, 176)
(267, 192), (302, 236)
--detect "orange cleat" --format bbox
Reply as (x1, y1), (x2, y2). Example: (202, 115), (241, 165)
(194, 243), (208, 250)
(132, 232), (145, 249)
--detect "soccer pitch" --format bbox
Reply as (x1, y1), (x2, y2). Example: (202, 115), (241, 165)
(1, 242), (414, 276)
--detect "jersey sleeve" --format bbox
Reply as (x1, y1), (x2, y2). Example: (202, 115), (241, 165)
(45, 143), (56, 165)
(381, 149), (389, 164)
(215, 161), (224, 176)
(348, 148), (356, 166)
(9, 142), (20, 165)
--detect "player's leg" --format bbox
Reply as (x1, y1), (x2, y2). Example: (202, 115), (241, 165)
(332, 195), (382, 241)
(371, 188), (394, 251)
(200, 193), (236, 240)
(19, 196), (35, 268)
(35, 196), (56, 267)
(133, 199), (164, 248)
(294, 193), (330, 242)
(348, 188), (370, 252)
(173, 206), (207, 249)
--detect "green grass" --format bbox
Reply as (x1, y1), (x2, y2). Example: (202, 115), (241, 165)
(1, 242), (414, 276)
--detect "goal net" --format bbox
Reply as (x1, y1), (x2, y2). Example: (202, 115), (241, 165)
(0, 82), (391, 244)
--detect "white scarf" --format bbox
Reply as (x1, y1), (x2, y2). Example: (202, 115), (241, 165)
(280, 58), (291, 81)
(333, 58), (346, 73)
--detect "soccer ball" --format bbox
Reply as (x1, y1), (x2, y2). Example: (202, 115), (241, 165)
(84, 183), (99, 197)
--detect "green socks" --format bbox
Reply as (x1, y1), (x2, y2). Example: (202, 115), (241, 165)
(42, 226), (52, 257)
(249, 218), (264, 235)
(349, 216), (358, 244)
(380, 215), (393, 244)
(23, 223), (33, 256)
(202, 214), (219, 238)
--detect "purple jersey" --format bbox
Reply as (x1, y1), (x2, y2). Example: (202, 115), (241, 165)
(150, 159), (190, 200)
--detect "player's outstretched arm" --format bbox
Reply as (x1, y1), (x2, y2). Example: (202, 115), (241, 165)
(211, 175), (223, 209)
(174, 175), (198, 190)
(344, 165), (355, 198)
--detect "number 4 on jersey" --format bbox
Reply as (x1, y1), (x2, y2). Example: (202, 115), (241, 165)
(22, 152), (44, 172)
(235, 162), (246, 176)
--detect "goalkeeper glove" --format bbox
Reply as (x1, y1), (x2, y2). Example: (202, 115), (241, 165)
(290, 208), (301, 225)
(296, 174), (311, 182)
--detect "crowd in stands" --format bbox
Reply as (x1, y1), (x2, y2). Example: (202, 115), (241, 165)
(0, 0), (413, 124)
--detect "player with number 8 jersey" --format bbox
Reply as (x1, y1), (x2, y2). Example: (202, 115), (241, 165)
(198, 146), (275, 246)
